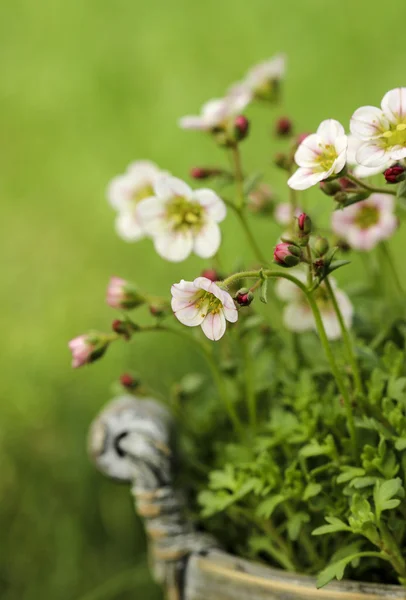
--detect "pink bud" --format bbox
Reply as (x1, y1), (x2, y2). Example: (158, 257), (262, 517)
(200, 268), (220, 282)
(234, 115), (250, 141)
(296, 132), (310, 145)
(384, 165), (405, 184)
(68, 333), (108, 368)
(120, 373), (139, 389)
(106, 276), (145, 310)
(235, 288), (254, 307)
(297, 213), (312, 235)
(275, 117), (293, 137)
(273, 242), (301, 267)
(190, 167), (222, 180)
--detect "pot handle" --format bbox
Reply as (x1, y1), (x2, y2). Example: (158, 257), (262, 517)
(88, 395), (217, 600)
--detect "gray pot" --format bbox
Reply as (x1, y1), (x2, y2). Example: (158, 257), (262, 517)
(88, 396), (405, 600)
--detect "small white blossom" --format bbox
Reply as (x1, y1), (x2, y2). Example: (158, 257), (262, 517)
(136, 176), (226, 262)
(350, 88), (406, 167)
(232, 54), (286, 102)
(288, 120), (347, 190)
(179, 88), (251, 131)
(171, 277), (238, 341)
(274, 202), (302, 226)
(332, 194), (397, 251)
(107, 161), (166, 241)
(347, 135), (392, 178)
(275, 270), (353, 340)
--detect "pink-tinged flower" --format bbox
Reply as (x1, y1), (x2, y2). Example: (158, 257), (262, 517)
(350, 88), (406, 167)
(179, 89), (251, 132)
(68, 333), (108, 368)
(239, 54), (286, 101)
(273, 242), (301, 267)
(171, 277), (238, 341)
(136, 176), (226, 262)
(288, 120), (347, 191)
(346, 135), (392, 178)
(275, 270), (353, 340)
(274, 202), (302, 226)
(248, 183), (275, 214)
(106, 277), (145, 310)
(331, 194), (398, 251)
(107, 161), (166, 242)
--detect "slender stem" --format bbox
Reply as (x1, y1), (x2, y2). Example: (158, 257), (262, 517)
(345, 173), (396, 196)
(380, 241), (404, 295)
(230, 144), (245, 209)
(221, 269), (358, 459)
(324, 276), (364, 398)
(140, 325), (244, 438)
(243, 340), (256, 430)
(305, 245), (313, 287)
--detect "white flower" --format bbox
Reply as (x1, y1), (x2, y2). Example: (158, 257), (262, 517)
(350, 88), (406, 167)
(171, 277), (238, 341)
(332, 194), (397, 251)
(107, 161), (166, 241)
(347, 135), (392, 179)
(275, 270), (353, 340)
(136, 176), (226, 262)
(233, 54), (286, 102)
(274, 202), (302, 226)
(179, 88), (251, 131)
(288, 120), (347, 191)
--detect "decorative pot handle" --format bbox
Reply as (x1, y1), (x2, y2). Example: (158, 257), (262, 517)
(88, 395), (218, 600)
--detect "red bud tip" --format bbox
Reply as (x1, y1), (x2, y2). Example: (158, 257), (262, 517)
(273, 242), (301, 267)
(112, 319), (123, 333)
(384, 165), (405, 184)
(201, 268), (220, 282)
(275, 117), (293, 137)
(190, 167), (222, 180)
(234, 115), (250, 141)
(235, 288), (254, 307)
(120, 373), (139, 389)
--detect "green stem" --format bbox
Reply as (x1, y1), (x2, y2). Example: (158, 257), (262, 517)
(305, 245), (313, 287)
(230, 144), (245, 209)
(345, 173), (396, 196)
(141, 325), (244, 438)
(324, 276), (364, 398)
(243, 340), (256, 430)
(221, 269), (358, 459)
(380, 241), (404, 296)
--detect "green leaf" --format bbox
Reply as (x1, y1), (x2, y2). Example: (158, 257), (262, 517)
(327, 260), (351, 275)
(336, 467), (366, 484)
(259, 277), (268, 304)
(256, 494), (285, 519)
(303, 482), (322, 501)
(396, 179), (406, 199)
(312, 516), (351, 536)
(395, 438), (406, 451)
(317, 553), (369, 588)
(287, 512), (310, 541)
(374, 478), (403, 521)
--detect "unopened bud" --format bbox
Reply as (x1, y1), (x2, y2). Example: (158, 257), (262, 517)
(384, 165), (405, 184)
(120, 373), (140, 390)
(274, 152), (291, 171)
(112, 319), (138, 340)
(233, 115), (250, 141)
(273, 242), (301, 267)
(320, 180), (343, 196)
(275, 117), (293, 137)
(201, 268), (220, 282)
(106, 277), (145, 310)
(68, 332), (109, 368)
(312, 236), (329, 257)
(297, 213), (312, 234)
(235, 288), (254, 307)
(334, 191), (349, 204)
(149, 303), (170, 318)
(190, 167), (223, 180)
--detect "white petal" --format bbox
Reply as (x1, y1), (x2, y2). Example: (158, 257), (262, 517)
(193, 221), (221, 258)
(179, 116), (207, 130)
(369, 193), (395, 212)
(283, 301), (314, 333)
(171, 297), (206, 326)
(317, 119), (345, 144)
(193, 189), (227, 222)
(353, 162), (389, 178)
(136, 196), (167, 236)
(220, 290), (238, 323)
(115, 211), (145, 242)
(107, 175), (133, 211)
(201, 311), (227, 341)
(389, 147), (406, 162)
(288, 168), (327, 190)
(332, 139), (348, 173)
(171, 279), (199, 301)
(320, 310), (342, 340)
(275, 269), (307, 301)
(331, 206), (358, 237)
(193, 277), (224, 302)
(346, 226), (380, 251)
(154, 176), (192, 200)
(127, 160), (161, 179)
(350, 106), (387, 140)
(153, 230), (194, 262)
(334, 290), (354, 327)
(227, 87), (252, 113)
(355, 142), (390, 168)
(346, 135), (361, 164)
(381, 88), (406, 123)
(294, 134), (322, 167)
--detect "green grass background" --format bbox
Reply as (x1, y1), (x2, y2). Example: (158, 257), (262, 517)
(1, 0), (406, 598)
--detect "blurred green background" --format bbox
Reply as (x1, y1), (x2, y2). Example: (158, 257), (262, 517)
(2, 0), (406, 598)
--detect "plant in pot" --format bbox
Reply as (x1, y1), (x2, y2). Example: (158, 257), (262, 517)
(70, 54), (406, 599)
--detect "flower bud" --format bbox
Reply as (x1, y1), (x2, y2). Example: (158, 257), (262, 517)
(275, 117), (293, 137)
(190, 167), (223, 180)
(320, 180), (343, 196)
(120, 373), (140, 390)
(384, 165), (405, 184)
(149, 302), (171, 318)
(312, 236), (329, 257)
(233, 115), (250, 141)
(201, 268), (220, 282)
(106, 277), (145, 310)
(273, 242), (301, 267)
(297, 213), (312, 235)
(334, 191), (349, 205)
(112, 319), (138, 340)
(68, 332), (109, 368)
(235, 288), (254, 306)
(248, 184), (275, 215)
(274, 152), (291, 171)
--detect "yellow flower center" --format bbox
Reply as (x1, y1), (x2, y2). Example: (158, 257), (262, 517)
(354, 205), (379, 229)
(195, 291), (223, 318)
(166, 197), (205, 232)
(132, 184), (154, 204)
(380, 122), (406, 149)
(314, 144), (338, 172)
